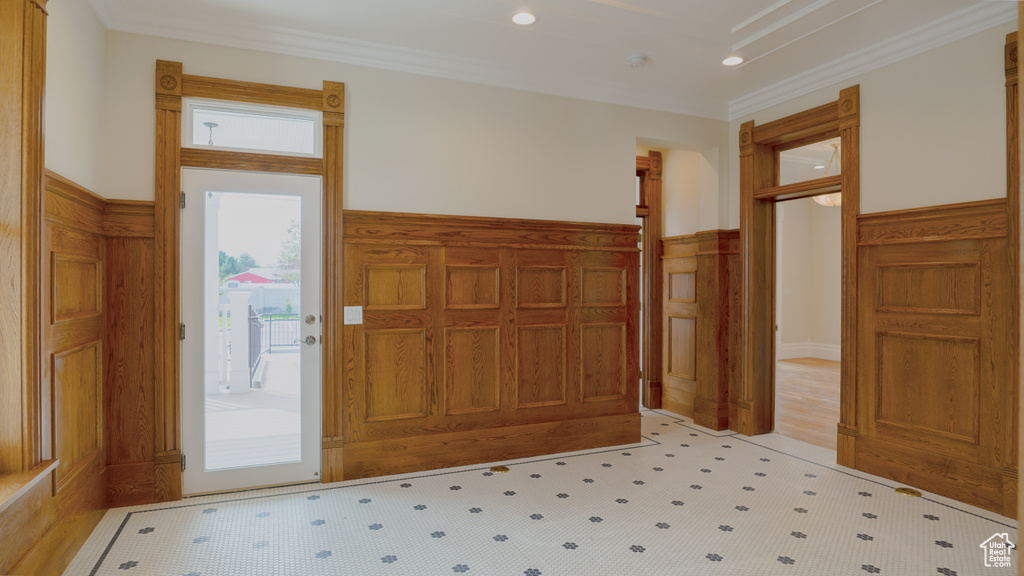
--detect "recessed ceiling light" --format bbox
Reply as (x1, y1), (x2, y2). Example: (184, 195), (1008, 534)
(512, 12), (536, 25)
(722, 56), (743, 66)
(814, 165), (825, 169)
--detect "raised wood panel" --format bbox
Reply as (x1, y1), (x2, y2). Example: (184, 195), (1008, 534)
(858, 199), (1008, 245)
(667, 316), (696, 380)
(876, 332), (980, 444)
(580, 323), (626, 402)
(52, 341), (103, 491)
(446, 266), (499, 309)
(518, 267), (566, 308)
(581, 267), (625, 306)
(668, 271), (695, 302)
(365, 265), (426, 310)
(444, 328), (500, 414)
(365, 330), (428, 421)
(52, 255), (102, 322)
(877, 263), (979, 315)
(181, 74), (323, 110)
(517, 326), (566, 407)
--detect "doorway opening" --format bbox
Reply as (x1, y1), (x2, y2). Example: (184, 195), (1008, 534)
(181, 169), (322, 495)
(636, 152), (662, 409)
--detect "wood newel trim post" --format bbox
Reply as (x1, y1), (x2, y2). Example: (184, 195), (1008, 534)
(153, 59), (183, 501)
(0, 0), (48, 473)
(1005, 32), (1020, 518)
(837, 85), (860, 467)
(643, 151), (663, 409)
(321, 81), (345, 482)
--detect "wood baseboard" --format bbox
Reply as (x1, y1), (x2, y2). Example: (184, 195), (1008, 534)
(341, 413), (640, 480)
(661, 397), (692, 419)
(693, 397), (728, 431)
(108, 462), (156, 507)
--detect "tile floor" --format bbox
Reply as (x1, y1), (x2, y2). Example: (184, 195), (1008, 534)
(65, 410), (1017, 576)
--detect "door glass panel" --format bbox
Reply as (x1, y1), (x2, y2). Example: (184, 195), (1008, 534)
(779, 137), (841, 186)
(204, 191), (303, 471)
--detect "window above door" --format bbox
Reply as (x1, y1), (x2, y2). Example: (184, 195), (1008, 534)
(183, 99), (322, 158)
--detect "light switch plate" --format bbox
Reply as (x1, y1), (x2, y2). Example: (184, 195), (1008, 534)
(343, 306), (363, 325)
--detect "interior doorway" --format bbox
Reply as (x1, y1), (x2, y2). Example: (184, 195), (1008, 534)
(636, 152), (662, 409)
(180, 169), (322, 495)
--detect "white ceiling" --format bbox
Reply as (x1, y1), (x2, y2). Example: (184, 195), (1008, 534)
(87, 0), (1015, 120)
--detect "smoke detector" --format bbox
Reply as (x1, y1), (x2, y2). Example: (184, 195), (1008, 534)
(627, 55), (648, 68)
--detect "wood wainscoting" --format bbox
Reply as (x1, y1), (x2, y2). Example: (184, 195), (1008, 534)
(661, 231), (740, 429)
(856, 199), (1016, 517)
(0, 172), (156, 575)
(340, 211), (641, 479)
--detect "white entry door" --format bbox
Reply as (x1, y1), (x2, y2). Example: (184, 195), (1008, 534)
(181, 169), (321, 495)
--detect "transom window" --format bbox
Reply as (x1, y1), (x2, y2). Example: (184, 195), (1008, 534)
(183, 99), (322, 157)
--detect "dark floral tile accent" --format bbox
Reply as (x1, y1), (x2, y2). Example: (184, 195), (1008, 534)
(862, 513), (878, 519)
(616, 498), (629, 504)
(755, 472), (766, 477)
(369, 524), (383, 531)
(858, 492), (872, 498)
(431, 531), (446, 538)
(602, 463), (613, 468)
(805, 473), (817, 478)
(118, 561), (138, 570)
(735, 506), (749, 512)
(530, 474), (542, 478)
(530, 513), (544, 520)
(255, 512), (270, 518)
(563, 542), (578, 549)
(760, 458), (771, 462)
(857, 534), (874, 541)
(778, 557), (795, 565)
(707, 554), (723, 562)
(655, 523), (670, 529)
(504, 491), (517, 496)
(653, 467), (664, 471)
(311, 520), (325, 526)
(493, 535), (508, 542)
(661, 423), (669, 426)
(680, 444), (691, 448)
(556, 461), (566, 466)
(794, 508), (808, 514)
(557, 493), (569, 498)
(469, 508), (483, 513)
(718, 525), (733, 532)
(201, 508), (217, 514)
(721, 445), (732, 449)
(184, 572), (200, 576)
(253, 541), (269, 549)
(583, 478), (595, 483)
(633, 480), (645, 485)
(861, 565), (880, 573)
(193, 536), (209, 544)
(382, 555), (398, 564)
(414, 504), (427, 510)
(482, 472), (493, 477)
(742, 486), (755, 491)
(453, 564), (470, 573)
(450, 486), (462, 491)
(138, 527), (155, 534)
(690, 485), (702, 490)
(307, 495), (320, 501)
(690, 433), (699, 437)
(629, 545), (646, 553)
(650, 432), (660, 436)
(715, 457), (725, 461)
(804, 491), (817, 496)
(934, 541), (953, 548)
(671, 501), (684, 506)
(524, 569), (542, 576)
(589, 516), (603, 523)
(791, 532), (806, 539)
(700, 469), (712, 473)
(622, 452), (632, 456)
(315, 551), (332, 559)
(924, 514), (940, 521)
(936, 568), (957, 576)
(665, 454), (676, 458)
(400, 483), (412, 488)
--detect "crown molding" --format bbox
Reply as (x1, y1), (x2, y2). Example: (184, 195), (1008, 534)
(727, 1), (1016, 120)
(86, 0), (728, 120)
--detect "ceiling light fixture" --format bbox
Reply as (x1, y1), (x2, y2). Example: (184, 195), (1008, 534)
(627, 55), (648, 68)
(722, 56), (743, 66)
(512, 12), (536, 25)
(813, 142), (842, 207)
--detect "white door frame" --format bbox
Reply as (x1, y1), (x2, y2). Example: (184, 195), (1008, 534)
(181, 168), (322, 495)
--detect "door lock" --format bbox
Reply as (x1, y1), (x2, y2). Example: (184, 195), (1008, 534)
(304, 314), (316, 325)
(303, 335), (318, 345)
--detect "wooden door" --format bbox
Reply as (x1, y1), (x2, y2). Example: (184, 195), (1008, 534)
(661, 238), (698, 417)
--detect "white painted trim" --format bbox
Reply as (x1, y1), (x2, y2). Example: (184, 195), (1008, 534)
(728, 1), (1016, 119)
(732, 0), (792, 34)
(776, 342), (841, 362)
(732, 0), (835, 52)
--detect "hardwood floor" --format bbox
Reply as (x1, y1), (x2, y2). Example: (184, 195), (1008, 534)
(775, 358), (840, 451)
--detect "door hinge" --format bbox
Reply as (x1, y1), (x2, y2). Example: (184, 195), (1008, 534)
(179, 323), (186, 340)
(180, 191), (186, 209)
(181, 454), (186, 471)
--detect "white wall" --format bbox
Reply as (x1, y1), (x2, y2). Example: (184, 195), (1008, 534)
(637, 145), (724, 238)
(729, 22), (1014, 227)
(99, 31), (728, 226)
(45, 0), (107, 191)
(776, 197), (841, 361)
